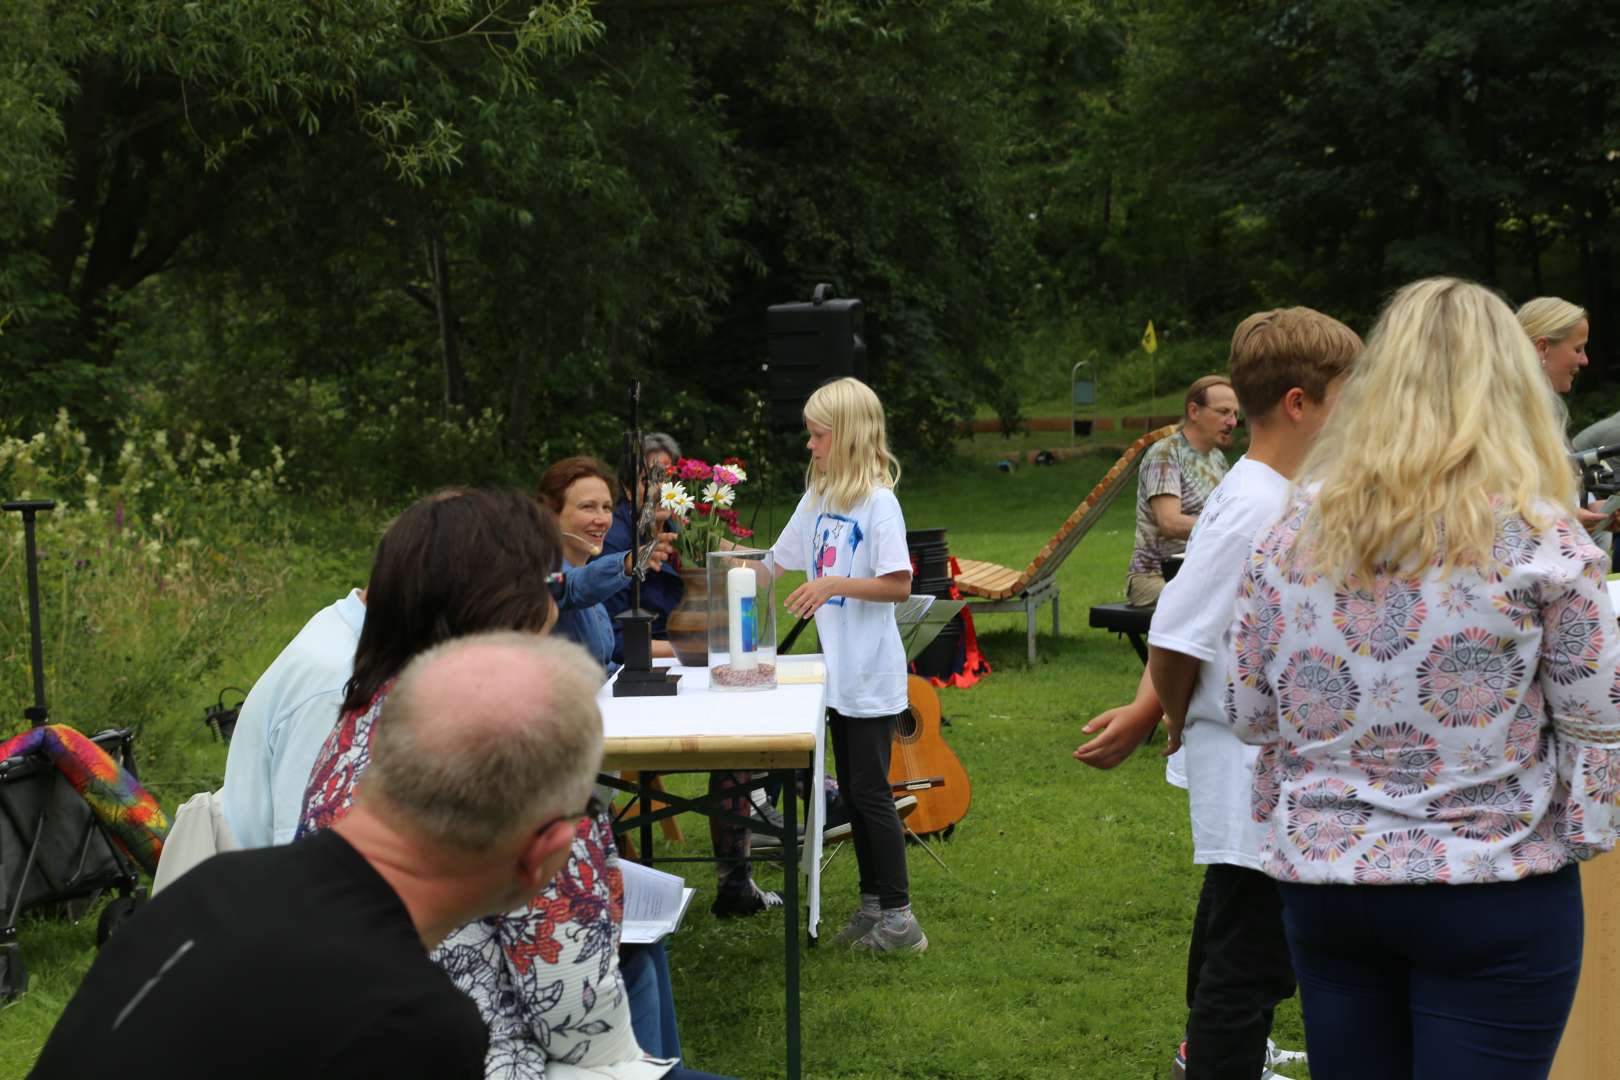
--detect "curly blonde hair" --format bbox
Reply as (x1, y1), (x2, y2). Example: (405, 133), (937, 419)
(1296, 277), (1576, 581)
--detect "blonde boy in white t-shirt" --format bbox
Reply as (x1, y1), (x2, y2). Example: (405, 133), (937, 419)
(1075, 308), (1361, 1079)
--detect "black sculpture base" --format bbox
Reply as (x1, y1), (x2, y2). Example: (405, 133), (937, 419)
(612, 666), (682, 697)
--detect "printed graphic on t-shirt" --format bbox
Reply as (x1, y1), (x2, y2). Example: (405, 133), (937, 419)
(812, 512), (864, 607)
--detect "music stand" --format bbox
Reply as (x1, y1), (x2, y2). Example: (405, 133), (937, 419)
(895, 595), (965, 663)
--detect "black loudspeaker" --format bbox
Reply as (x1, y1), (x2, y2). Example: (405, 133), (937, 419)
(765, 284), (866, 428)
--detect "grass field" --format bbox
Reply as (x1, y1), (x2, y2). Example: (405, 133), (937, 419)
(0, 441), (1308, 1080)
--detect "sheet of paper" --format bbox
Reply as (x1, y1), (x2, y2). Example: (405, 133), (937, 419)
(777, 660), (826, 684)
(619, 860), (694, 944)
(894, 594), (936, 625)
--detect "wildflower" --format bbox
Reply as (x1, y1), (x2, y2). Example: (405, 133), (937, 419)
(727, 522), (755, 539)
(659, 482), (695, 517)
(712, 466), (741, 487)
(718, 460), (748, 483)
(677, 458), (713, 481)
(702, 481), (736, 508)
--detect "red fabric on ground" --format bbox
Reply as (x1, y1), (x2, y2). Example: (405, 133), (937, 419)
(907, 556), (993, 689)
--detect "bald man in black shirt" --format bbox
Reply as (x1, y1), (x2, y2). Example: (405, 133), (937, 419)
(31, 633), (606, 1079)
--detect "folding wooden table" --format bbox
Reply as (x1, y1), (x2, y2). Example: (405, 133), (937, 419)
(596, 659), (827, 1080)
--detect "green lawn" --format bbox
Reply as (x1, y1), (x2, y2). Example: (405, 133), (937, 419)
(0, 448), (1305, 1079)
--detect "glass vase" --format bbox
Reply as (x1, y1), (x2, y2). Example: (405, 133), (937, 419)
(664, 567), (711, 667)
(706, 549), (777, 691)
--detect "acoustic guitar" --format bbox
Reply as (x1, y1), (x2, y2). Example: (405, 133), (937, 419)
(780, 617), (972, 836)
(889, 675), (972, 837)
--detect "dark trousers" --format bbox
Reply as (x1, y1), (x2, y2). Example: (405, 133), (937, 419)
(827, 709), (909, 909)
(1183, 864), (1296, 1080)
(706, 770), (755, 895)
(1278, 863), (1583, 1080)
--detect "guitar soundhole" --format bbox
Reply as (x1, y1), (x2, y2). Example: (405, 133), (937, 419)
(896, 708), (920, 743)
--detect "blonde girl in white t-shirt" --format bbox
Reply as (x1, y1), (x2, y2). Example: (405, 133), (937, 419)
(770, 377), (926, 952)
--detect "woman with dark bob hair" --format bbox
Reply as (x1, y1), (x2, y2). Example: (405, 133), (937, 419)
(297, 488), (729, 1080)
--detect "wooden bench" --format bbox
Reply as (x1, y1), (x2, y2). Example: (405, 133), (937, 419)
(954, 424), (1179, 663)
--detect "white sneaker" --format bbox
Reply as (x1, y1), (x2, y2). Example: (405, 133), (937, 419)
(1264, 1038), (1307, 1075)
(1172, 1038), (1303, 1080)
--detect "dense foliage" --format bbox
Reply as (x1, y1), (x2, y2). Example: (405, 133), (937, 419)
(3, 0), (1616, 492)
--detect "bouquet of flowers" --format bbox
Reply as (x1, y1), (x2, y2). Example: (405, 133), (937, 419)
(658, 456), (755, 567)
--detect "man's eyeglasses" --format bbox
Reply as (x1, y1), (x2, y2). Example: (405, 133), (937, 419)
(537, 792), (607, 837)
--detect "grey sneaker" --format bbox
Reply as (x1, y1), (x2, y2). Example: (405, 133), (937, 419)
(835, 905), (881, 945)
(852, 907), (928, 953)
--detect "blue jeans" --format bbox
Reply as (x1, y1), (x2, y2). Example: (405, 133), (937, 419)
(1278, 864), (1583, 1080)
(620, 942), (681, 1060)
(621, 943), (736, 1079)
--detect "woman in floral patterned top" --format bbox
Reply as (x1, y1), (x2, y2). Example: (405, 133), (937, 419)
(1226, 278), (1620, 1080)
(297, 490), (725, 1080)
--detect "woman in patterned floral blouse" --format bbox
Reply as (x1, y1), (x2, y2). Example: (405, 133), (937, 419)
(1226, 278), (1620, 1080)
(296, 489), (729, 1080)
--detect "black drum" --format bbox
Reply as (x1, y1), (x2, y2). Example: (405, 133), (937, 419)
(907, 527), (959, 680)
(906, 528), (953, 599)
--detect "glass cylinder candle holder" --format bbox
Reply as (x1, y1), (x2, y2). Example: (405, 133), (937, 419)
(706, 548), (777, 691)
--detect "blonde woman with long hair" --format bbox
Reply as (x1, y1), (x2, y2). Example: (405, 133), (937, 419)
(1518, 297), (1618, 539)
(769, 377), (926, 952)
(1226, 278), (1620, 1079)
(1517, 295), (1589, 395)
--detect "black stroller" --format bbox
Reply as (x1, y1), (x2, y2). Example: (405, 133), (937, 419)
(0, 500), (148, 1000)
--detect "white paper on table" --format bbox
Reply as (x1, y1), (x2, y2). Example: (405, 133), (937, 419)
(894, 594), (936, 625)
(620, 860), (696, 944)
(776, 660), (826, 684)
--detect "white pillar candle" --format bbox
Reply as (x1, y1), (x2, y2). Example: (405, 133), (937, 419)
(727, 565), (757, 670)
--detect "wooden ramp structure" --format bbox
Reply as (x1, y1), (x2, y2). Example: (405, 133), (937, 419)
(953, 424), (1179, 663)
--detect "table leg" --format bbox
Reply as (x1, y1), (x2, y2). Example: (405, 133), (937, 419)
(781, 767), (801, 1080)
(638, 771), (655, 867)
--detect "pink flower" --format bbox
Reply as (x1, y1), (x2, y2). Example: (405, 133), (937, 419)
(712, 466), (740, 486)
(677, 458), (712, 481)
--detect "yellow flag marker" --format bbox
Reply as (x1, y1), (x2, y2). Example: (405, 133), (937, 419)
(1141, 319), (1158, 354)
